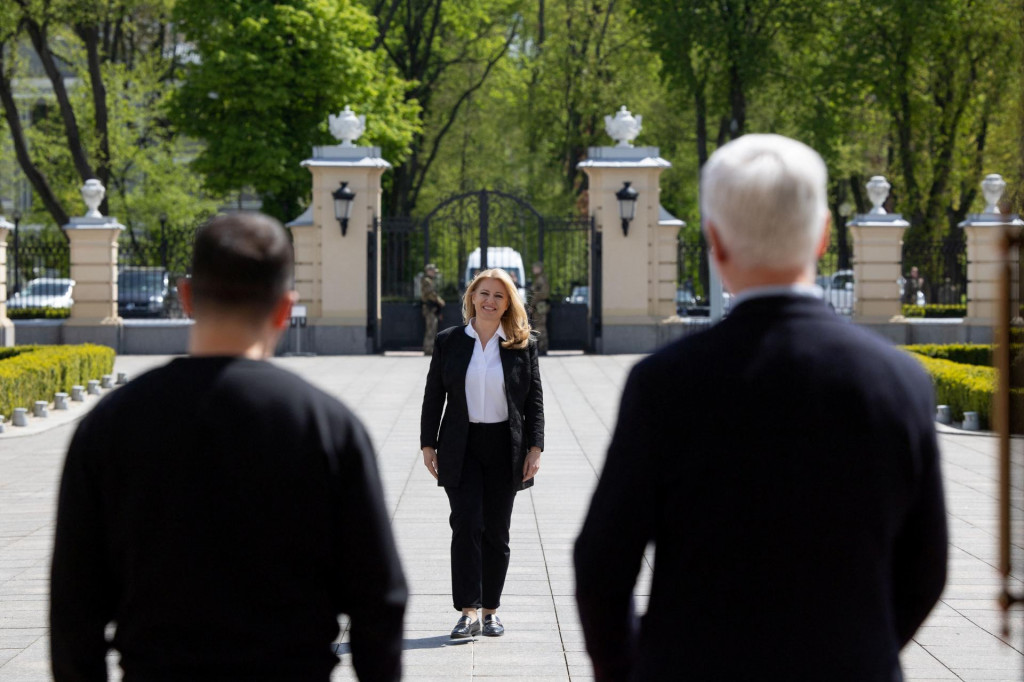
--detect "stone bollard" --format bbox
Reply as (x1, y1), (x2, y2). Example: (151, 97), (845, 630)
(71, 385), (85, 401)
(101, 374), (114, 389)
(12, 407), (28, 426)
(963, 411), (981, 431)
(935, 405), (952, 424)
(33, 401), (49, 418)
(87, 380), (101, 395)
(55, 393), (70, 410)
(116, 372), (128, 385)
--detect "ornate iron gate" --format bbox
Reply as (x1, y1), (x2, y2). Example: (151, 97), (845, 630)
(378, 190), (595, 352)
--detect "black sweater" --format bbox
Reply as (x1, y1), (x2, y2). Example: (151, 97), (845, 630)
(51, 357), (406, 681)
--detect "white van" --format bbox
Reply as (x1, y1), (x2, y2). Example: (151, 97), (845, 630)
(464, 247), (527, 299)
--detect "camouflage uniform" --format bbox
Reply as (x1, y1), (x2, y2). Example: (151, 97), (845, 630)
(421, 267), (445, 355)
(529, 264), (550, 355)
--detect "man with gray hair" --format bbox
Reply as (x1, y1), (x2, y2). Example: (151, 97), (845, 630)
(575, 134), (947, 681)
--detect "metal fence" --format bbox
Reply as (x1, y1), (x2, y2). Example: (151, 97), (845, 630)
(5, 233), (71, 315)
(901, 236), (967, 306)
(117, 222), (197, 318)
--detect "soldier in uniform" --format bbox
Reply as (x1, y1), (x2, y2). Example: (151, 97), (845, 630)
(421, 263), (445, 354)
(528, 262), (550, 355)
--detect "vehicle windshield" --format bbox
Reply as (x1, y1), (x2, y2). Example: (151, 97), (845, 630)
(118, 272), (165, 294)
(22, 281), (70, 296)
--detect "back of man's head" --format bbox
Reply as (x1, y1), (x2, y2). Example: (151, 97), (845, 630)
(701, 134), (828, 271)
(190, 212), (293, 320)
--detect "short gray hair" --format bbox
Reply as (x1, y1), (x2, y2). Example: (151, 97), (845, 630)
(701, 134), (828, 271)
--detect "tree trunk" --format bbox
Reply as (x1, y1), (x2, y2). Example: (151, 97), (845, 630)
(78, 24), (111, 215)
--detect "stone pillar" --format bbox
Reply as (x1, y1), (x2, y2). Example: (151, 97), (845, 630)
(849, 176), (910, 324)
(293, 108), (389, 354)
(961, 175), (1024, 327)
(578, 115), (673, 353)
(0, 216), (13, 346)
(63, 180), (124, 349)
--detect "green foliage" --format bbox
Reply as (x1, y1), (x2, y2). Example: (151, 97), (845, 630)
(901, 304), (967, 318)
(6, 307), (71, 320)
(172, 0), (419, 222)
(0, 344), (115, 420)
(903, 344), (996, 367)
(908, 352), (1024, 432)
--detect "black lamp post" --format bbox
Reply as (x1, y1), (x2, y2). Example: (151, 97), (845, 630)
(615, 181), (638, 236)
(11, 209), (20, 294)
(332, 181), (356, 236)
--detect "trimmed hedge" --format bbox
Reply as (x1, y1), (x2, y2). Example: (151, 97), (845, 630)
(0, 345), (115, 420)
(6, 307), (71, 319)
(904, 344), (995, 367)
(908, 352), (1024, 432)
(902, 304), (967, 318)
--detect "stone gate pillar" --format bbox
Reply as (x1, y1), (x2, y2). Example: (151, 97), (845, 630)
(63, 180), (124, 349)
(578, 107), (674, 354)
(961, 174), (1024, 332)
(292, 107), (389, 354)
(0, 215), (12, 346)
(848, 176), (909, 325)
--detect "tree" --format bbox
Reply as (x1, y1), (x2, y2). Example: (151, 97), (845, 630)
(171, 0), (419, 222)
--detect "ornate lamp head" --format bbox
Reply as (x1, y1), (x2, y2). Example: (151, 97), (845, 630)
(604, 106), (643, 148)
(329, 106), (366, 147)
(981, 174), (1006, 214)
(865, 176), (891, 215)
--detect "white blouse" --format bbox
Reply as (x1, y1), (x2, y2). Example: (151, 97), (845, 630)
(464, 319), (509, 423)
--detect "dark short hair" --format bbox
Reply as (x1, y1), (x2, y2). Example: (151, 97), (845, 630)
(190, 212), (293, 318)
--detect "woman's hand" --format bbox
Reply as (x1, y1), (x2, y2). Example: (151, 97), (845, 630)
(422, 447), (439, 480)
(523, 448), (542, 482)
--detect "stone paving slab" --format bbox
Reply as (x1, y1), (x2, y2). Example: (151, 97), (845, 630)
(0, 353), (1022, 680)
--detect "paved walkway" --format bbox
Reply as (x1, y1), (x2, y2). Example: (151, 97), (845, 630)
(1, 353), (1022, 681)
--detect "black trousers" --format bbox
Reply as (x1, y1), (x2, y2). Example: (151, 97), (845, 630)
(444, 421), (517, 611)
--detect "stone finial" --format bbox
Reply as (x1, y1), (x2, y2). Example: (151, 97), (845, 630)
(866, 176), (891, 215)
(81, 179), (105, 218)
(329, 106), (366, 147)
(981, 174), (1006, 214)
(604, 106), (642, 148)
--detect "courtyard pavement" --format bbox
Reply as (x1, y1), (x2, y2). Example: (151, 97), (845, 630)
(1, 352), (1023, 681)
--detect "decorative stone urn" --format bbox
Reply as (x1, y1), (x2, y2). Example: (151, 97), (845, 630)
(329, 106), (366, 147)
(604, 106), (642, 148)
(81, 179), (105, 218)
(981, 173), (1006, 214)
(865, 176), (891, 215)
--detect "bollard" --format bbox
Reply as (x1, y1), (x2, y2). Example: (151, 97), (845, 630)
(0, 415), (5, 434)
(101, 375), (114, 389)
(71, 385), (85, 401)
(55, 393), (70, 410)
(116, 372), (128, 385)
(936, 405), (952, 425)
(33, 401), (49, 418)
(963, 411), (980, 431)
(87, 380), (101, 395)
(12, 407), (28, 427)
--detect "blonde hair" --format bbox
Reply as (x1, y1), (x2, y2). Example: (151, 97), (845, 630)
(462, 268), (532, 350)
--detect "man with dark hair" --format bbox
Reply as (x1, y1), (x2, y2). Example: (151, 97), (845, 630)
(51, 212), (407, 681)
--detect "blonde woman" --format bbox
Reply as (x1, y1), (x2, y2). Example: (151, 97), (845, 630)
(420, 268), (545, 639)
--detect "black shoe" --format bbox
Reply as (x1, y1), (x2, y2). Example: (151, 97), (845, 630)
(482, 614), (504, 637)
(450, 615), (481, 638)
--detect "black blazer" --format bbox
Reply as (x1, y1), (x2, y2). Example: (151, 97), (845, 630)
(574, 295), (948, 681)
(420, 325), (544, 491)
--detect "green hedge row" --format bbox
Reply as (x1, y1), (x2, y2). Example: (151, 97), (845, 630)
(902, 304), (967, 318)
(6, 307), (71, 319)
(0, 345), (116, 420)
(908, 352), (1024, 432)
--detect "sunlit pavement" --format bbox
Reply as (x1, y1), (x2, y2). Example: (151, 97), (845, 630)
(1, 353), (1022, 681)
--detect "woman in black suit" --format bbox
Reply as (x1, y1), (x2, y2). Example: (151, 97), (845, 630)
(420, 268), (545, 639)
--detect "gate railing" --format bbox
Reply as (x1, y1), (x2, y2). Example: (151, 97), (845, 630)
(5, 233), (71, 315)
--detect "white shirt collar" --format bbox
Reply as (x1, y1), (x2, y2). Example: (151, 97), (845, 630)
(732, 284), (824, 308)
(465, 318), (508, 341)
